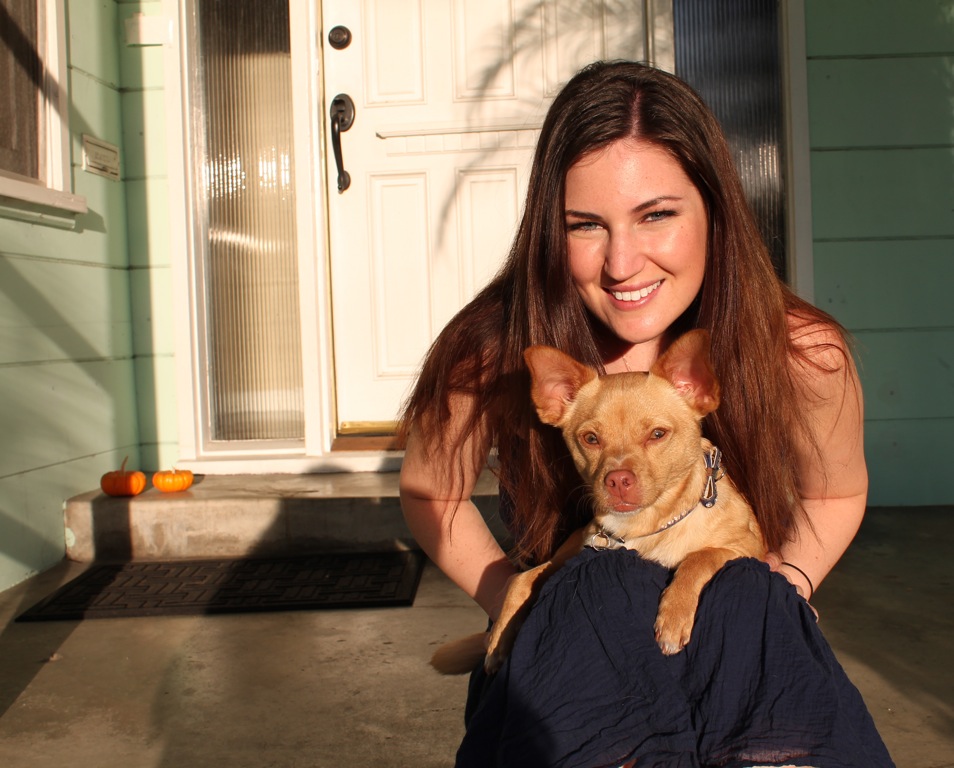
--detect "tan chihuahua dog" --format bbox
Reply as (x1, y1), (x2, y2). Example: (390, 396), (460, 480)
(431, 329), (765, 675)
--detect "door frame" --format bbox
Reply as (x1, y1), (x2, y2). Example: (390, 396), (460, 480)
(780, 0), (815, 303)
(160, 0), (813, 475)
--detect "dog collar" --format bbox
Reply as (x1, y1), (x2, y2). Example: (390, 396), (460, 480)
(585, 446), (725, 551)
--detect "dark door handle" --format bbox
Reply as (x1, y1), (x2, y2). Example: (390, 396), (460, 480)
(330, 94), (355, 193)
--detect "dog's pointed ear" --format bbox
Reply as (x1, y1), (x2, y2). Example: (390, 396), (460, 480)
(524, 346), (598, 425)
(650, 330), (720, 416)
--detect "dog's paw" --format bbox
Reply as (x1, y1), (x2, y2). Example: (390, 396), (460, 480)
(654, 609), (694, 655)
(483, 618), (520, 674)
(483, 646), (506, 675)
(483, 630), (511, 674)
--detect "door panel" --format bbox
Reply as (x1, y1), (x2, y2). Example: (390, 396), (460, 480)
(321, 0), (668, 431)
(368, 172), (431, 374)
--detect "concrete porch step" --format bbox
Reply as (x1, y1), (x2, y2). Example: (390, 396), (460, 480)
(64, 471), (501, 562)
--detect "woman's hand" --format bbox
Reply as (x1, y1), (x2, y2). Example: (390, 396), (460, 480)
(764, 551), (819, 619)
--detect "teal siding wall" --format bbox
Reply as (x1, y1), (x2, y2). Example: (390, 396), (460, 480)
(805, 0), (954, 505)
(0, 0), (139, 590)
(118, 0), (179, 472)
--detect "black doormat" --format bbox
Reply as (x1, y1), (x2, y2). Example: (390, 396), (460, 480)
(17, 550), (426, 622)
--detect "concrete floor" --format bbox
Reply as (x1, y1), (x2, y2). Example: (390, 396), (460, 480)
(0, 506), (951, 767)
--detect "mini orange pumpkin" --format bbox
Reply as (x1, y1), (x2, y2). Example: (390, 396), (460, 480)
(152, 468), (194, 493)
(100, 457), (147, 497)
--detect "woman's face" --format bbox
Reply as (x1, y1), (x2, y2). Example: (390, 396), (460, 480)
(565, 138), (708, 368)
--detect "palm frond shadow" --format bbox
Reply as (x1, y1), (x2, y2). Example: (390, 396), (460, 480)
(429, 1), (650, 260)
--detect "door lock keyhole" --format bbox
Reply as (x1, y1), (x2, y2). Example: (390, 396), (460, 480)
(328, 25), (352, 50)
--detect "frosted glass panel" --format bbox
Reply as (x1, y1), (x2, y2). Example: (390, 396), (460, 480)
(674, 0), (786, 276)
(190, 0), (303, 441)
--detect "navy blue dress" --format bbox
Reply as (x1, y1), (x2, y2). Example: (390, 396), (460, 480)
(457, 548), (894, 768)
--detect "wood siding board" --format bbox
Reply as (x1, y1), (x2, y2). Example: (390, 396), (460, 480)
(807, 57), (954, 149)
(67, 0), (121, 88)
(805, 0), (954, 58)
(810, 148), (954, 240)
(120, 89), (168, 180)
(0, 359), (139, 479)
(0, 179), (128, 269)
(130, 265), (174, 357)
(864, 417), (954, 505)
(126, 178), (172, 269)
(0, 256), (133, 365)
(69, 69), (124, 168)
(117, 4), (166, 91)
(0, 472), (72, 584)
(72, 171), (132, 268)
(852, 329), (954, 422)
(134, 354), (179, 468)
(813, 240), (954, 330)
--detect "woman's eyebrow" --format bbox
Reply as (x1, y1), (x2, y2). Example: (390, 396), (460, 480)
(633, 195), (682, 211)
(565, 196), (683, 218)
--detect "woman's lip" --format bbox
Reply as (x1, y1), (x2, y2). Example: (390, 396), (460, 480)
(606, 279), (662, 303)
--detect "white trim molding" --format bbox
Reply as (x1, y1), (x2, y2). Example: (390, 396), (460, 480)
(780, 0), (815, 301)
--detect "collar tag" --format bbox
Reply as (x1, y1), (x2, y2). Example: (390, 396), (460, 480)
(700, 447), (725, 508)
(585, 526), (627, 551)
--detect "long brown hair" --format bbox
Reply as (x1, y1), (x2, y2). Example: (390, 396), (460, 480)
(399, 60), (846, 563)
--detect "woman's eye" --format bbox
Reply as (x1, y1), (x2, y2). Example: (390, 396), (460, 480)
(582, 432), (600, 446)
(644, 210), (675, 223)
(566, 220), (601, 232)
(650, 428), (667, 440)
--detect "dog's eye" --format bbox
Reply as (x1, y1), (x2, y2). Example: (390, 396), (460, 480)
(581, 431), (600, 446)
(650, 428), (667, 440)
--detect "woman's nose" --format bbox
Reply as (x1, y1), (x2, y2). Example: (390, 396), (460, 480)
(603, 231), (647, 282)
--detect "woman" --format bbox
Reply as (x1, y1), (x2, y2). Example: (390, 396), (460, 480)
(399, 61), (892, 767)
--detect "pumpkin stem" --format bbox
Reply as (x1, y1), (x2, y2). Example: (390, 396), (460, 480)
(120, 456), (129, 474)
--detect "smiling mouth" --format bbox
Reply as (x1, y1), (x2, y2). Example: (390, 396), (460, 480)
(610, 280), (662, 302)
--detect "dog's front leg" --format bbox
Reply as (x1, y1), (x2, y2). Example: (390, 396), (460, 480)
(654, 547), (736, 655)
(484, 528), (585, 673)
(483, 564), (547, 674)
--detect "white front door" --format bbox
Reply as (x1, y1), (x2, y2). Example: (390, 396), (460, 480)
(321, 0), (673, 434)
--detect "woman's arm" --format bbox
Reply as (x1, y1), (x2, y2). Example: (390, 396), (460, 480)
(399, 394), (518, 621)
(778, 322), (868, 598)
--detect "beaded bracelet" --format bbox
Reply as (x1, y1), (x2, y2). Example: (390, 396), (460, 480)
(780, 561), (814, 600)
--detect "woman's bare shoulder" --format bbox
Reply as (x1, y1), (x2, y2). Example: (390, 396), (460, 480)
(784, 311), (866, 502)
(786, 310), (853, 375)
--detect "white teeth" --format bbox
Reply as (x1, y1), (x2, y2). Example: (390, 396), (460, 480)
(612, 281), (661, 302)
